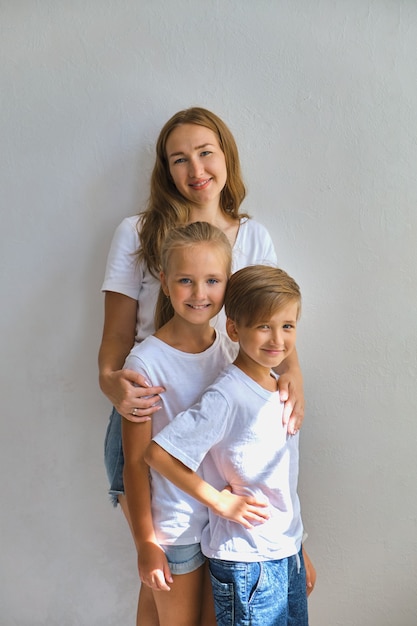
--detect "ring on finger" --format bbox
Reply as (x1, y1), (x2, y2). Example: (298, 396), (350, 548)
(132, 407), (138, 416)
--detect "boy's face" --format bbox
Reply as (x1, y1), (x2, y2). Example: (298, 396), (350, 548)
(226, 302), (298, 373)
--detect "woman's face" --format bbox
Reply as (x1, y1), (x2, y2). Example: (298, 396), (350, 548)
(165, 124), (227, 211)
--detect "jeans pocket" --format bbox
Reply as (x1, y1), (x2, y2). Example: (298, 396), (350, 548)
(209, 562), (234, 625)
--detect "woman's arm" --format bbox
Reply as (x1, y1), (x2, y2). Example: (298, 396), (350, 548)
(274, 347), (304, 435)
(122, 417), (173, 590)
(98, 291), (164, 421)
(145, 442), (269, 528)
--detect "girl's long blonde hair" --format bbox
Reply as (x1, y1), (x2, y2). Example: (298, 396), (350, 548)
(138, 107), (248, 276)
(154, 221), (232, 330)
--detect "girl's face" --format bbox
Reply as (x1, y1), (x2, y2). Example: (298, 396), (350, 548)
(165, 124), (227, 211)
(160, 243), (229, 327)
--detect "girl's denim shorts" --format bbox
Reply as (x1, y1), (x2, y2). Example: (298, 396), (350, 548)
(104, 407), (125, 506)
(162, 543), (205, 575)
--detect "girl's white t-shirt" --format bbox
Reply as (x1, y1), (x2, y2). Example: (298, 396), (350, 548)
(101, 216), (278, 344)
(124, 332), (237, 545)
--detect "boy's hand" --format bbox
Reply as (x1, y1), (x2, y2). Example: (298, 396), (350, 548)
(214, 488), (270, 529)
(302, 546), (317, 597)
(138, 541), (173, 591)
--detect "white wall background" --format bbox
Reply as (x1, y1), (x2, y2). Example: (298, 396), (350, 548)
(1, 1), (416, 624)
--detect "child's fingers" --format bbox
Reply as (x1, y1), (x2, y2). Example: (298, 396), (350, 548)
(152, 570), (171, 591)
(240, 504), (270, 528)
(248, 508), (270, 522)
(164, 562), (173, 585)
(246, 496), (269, 510)
(239, 518), (254, 529)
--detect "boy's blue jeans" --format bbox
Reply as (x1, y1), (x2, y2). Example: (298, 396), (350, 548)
(209, 548), (308, 626)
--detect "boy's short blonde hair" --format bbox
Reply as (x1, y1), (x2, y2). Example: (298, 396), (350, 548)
(225, 265), (301, 326)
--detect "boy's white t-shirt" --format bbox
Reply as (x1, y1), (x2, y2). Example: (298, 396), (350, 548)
(101, 216), (278, 343)
(153, 364), (304, 561)
(124, 332), (237, 546)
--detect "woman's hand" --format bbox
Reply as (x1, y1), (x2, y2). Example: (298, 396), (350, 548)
(137, 541), (173, 591)
(99, 292), (165, 420)
(277, 370), (305, 436)
(100, 368), (165, 422)
(274, 347), (305, 435)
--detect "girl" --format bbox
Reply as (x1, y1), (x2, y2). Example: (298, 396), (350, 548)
(122, 222), (269, 626)
(99, 107), (306, 624)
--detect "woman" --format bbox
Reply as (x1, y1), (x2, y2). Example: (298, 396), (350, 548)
(99, 107), (307, 625)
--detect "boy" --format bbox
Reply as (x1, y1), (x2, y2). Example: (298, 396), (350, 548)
(145, 265), (311, 625)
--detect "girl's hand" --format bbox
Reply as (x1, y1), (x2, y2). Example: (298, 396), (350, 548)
(101, 369), (165, 422)
(138, 541), (173, 591)
(214, 488), (270, 529)
(277, 371), (305, 435)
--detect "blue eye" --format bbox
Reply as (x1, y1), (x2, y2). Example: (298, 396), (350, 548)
(178, 278), (192, 284)
(201, 150), (211, 157)
(283, 324), (295, 330)
(207, 278), (219, 285)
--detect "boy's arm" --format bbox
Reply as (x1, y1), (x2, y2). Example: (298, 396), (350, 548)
(302, 546), (317, 597)
(273, 346), (304, 434)
(145, 442), (270, 528)
(122, 418), (173, 590)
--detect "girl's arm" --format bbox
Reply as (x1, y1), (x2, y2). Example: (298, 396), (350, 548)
(274, 346), (304, 435)
(98, 291), (165, 421)
(145, 442), (270, 528)
(122, 417), (173, 591)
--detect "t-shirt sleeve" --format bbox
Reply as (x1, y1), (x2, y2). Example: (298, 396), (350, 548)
(101, 217), (144, 300)
(262, 225), (278, 266)
(153, 389), (230, 472)
(123, 353), (149, 378)
(251, 219), (278, 266)
(233, 219), (278, 272)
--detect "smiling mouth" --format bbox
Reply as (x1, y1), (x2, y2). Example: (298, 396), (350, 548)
(189, 178), (211, 189)
(187, 304), (211, 310)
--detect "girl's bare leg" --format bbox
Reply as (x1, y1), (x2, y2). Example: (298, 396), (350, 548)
(137, 585), (159, 626)
(119, 495), (159, 626)
(152, 565), (206, 626)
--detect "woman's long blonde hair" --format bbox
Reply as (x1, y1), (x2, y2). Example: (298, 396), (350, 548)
(154, 221), (232, 330)
(138, 107), (248, 276)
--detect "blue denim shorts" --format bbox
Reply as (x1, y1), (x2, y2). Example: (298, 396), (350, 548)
(162, 543), (206, 575)
(209, 547), (308, 626)
(104, 407), (125, 506)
